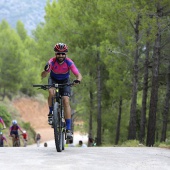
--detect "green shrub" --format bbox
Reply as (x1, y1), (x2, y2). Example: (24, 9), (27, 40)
(121, 140), (141, 147)
(0, 105), (11, 127)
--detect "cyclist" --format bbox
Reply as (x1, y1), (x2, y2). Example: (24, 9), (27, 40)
(0, 132), (8, 147)
(9, 120), (23, 146)
(35, 132), (41, 147)
(0, 116), (6, 129)
(22, 130), (28, 147)
(41, 43), (82, 138)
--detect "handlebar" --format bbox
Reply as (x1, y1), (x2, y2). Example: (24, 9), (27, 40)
(33, 82), (74, 90)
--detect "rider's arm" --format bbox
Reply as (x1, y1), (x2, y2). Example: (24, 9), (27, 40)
(41, 59), (54, 79)
(69, 62), (82, 82)
(0, 117), (6, 128)
(3, 136), (7, 143)
(41, 70), (49, 79)
(18, 126), (23, 133)
(9, 127), (12, 136)
(75, 72), (82, 82)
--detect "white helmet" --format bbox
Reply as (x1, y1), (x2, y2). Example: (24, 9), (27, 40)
(12, 120), (17, 125)
(23, 130), (26, 133)
(0, 132), (2, 135)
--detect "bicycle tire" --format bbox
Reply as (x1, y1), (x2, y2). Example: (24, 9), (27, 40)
(13, 138), (20, 147)
(62, 132), (65, 150)
(53, 102), (63, 152)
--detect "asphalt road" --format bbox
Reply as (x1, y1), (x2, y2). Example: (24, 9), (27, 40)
(0, 141), (170, 170)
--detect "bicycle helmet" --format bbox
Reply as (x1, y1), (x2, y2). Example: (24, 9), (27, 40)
(23, 130), (26, 133)
(54, 43), (68, 52)
(12, 120), (17, 125)
(0, 132), (2, 135)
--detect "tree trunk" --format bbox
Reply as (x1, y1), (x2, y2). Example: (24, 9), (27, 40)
(115, 96), (122, 145)
(128, 14), (140, 140)
(88, 88), (93, 147)
(160, 64), (170, 142)
(146, 5), (161, 146)
(139, 30), (150, 143)
(96, 48), (102, 146)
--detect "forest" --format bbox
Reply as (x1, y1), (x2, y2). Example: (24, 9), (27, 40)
(0, 0), (170, 147)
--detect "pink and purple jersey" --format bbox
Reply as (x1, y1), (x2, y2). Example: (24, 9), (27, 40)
(10, 125), (21, 131)
(46, 57), (79, 80)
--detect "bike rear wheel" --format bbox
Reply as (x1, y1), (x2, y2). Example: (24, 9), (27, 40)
(53, 102), (63, 152)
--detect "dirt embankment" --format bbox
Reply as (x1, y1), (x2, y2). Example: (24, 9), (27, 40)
(13, 97), (54, 142)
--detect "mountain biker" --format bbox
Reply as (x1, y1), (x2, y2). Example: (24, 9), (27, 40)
(0, 132), (7, 147)
(35, 132), (41, 147)
(0, 117), (6, 129)
(9, 120), (23, 146)
(41, 43), (82, 138)
(22, 130), (28, 147)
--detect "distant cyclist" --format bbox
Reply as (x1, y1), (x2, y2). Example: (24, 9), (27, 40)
(9, 120), (23, 146)
(41, 43), (82, 138)
(22, 130), (28, 147)
(0, 116), (6, 129)
(35, 132), (41, 147)
(0, 132), (8, 147)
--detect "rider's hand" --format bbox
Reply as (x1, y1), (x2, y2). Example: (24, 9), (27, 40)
(73, 80), (80, 84)
(44, 64), (50, 72)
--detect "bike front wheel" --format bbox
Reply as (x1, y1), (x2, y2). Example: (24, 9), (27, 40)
(53, 102), (63, 152)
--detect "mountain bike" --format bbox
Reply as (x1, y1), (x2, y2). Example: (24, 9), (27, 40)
(10, 134), (21, 147)
(33, 82), (74, 152)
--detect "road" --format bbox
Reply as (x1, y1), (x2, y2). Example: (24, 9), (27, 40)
(0, 141), (170, 170)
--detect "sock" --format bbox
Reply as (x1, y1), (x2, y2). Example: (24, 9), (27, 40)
(49, 107), (53, 113)
(65, 119), (71, 130)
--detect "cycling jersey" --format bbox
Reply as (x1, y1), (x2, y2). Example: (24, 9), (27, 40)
(46, 57), (79, 80)
(10, 125), (21, 131)
(22, 133), (27, 140)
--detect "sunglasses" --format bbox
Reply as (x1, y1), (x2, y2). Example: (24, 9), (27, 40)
(55, 53), (66, 55)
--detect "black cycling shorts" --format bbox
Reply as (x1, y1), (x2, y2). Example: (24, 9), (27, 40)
(48, 76), (71, 97)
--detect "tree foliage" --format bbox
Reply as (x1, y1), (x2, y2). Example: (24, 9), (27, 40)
(0, 0), (170, 146)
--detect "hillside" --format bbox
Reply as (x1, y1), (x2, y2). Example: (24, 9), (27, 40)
(12, 97), (88, 145)
(0, 0), (53, 35)
(12, 96), (54, 142)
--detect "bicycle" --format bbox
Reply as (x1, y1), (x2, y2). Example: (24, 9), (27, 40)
(33, 82), (74, 152)
(10, 133), (22, 147)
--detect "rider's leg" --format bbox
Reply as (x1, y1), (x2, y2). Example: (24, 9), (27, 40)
(48, 88), (55, 114)
(63, 96), (71, 125)
(48, 88), (55, 125)
(48, 77), (55, 115)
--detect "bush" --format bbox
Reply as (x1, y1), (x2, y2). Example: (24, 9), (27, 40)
(0, 105), (11, 127)
(121, 140), (141, 147)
